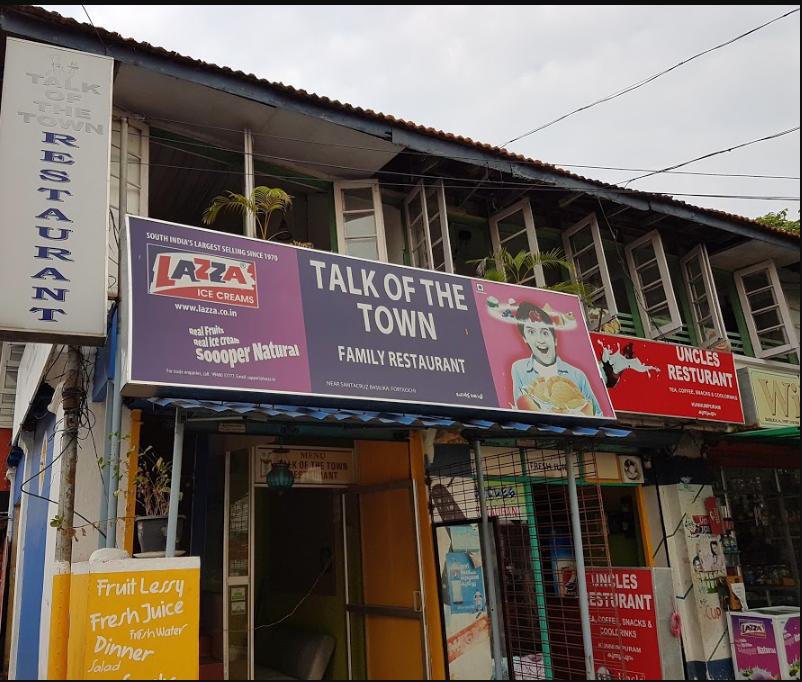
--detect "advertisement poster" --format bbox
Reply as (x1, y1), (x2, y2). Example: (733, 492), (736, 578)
(550, 535), (577, 598)
(729, 613), (782, 680)
(587, 568), (662, 680)
(429, 476), (526, 523)
(124, 217), (614, 423)
(435, 524), (492, 680)
(591, 333), (744, 423)
(784, 616), (800, 680)
(67, 559), (200, 679)
(446, 551), (486, 616)
(674, 483), (730, 673)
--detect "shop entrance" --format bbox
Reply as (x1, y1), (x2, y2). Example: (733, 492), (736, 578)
(222, 444), (430, 680)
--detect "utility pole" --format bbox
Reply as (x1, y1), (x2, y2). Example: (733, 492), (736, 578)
(47, 344), (83, 679)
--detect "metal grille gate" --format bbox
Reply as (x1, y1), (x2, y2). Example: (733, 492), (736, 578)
(428, 441), (630, 680)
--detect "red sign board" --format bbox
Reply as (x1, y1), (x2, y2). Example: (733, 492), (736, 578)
(587, 568), (662, 680)
(705, 497), (724, 535)
(591, 333), (744, 423)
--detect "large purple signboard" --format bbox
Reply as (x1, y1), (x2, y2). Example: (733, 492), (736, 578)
(124, 217), (615, 423)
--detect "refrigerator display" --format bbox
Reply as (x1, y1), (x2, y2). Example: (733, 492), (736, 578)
(728, 606), (800, 680)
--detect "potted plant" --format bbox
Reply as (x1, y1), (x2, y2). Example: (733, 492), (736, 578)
(134, 447), (184, 556)
(202, 185), (294, 241)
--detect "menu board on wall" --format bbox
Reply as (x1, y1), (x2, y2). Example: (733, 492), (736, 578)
(68, 558), (200, 680)
(253, 446), (355, 486)
(587, 568), (662, 680)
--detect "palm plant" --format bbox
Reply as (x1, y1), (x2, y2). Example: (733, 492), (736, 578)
(469, 247), (595, 305)
(202, 186), (293, 240)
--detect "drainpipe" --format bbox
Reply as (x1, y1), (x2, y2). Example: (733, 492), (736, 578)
(98, 359), (115, 549)
(106, 117), (129, 548)
(164, 408), (185, 558)
(473, 440), (505, 680)
(565, 444), (595, 680)
(5, 466), (16, 542)
(243, 127), (256, 238)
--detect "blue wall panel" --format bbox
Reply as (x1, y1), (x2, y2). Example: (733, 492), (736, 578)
(14, 413), (56, 679)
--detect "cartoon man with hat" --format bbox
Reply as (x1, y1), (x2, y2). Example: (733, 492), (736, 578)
(511, 301), (600, 415)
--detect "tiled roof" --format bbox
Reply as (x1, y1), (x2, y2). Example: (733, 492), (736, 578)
(5, 5), (798, 241)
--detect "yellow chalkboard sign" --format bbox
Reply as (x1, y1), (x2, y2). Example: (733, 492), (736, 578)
(68, 557), (200, 680)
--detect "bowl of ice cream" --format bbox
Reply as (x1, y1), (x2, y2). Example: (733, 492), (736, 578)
(526, 376), (591, 415)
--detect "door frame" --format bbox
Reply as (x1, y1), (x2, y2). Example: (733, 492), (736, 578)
(342, 479), (431, 680)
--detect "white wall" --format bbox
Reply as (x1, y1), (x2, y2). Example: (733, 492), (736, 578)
(659, 482), (731, 676)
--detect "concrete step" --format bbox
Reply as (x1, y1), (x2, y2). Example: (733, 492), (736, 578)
(199, 657), (224, 680)
(199, 632), (212, 658)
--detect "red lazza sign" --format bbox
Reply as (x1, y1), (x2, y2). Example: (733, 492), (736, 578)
(591, 333), (744, 423)
(588, 568), (662, 680)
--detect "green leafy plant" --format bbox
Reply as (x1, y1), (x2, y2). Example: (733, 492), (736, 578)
(202, 186), (293, 240)
(469, 247), (595, 305)
(134, 446), (181, 517)
(755, 208), (800, 235)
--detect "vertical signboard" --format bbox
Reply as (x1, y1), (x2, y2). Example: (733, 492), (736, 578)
(68, 557), (200, 679)
(0, 38), (113, 344)
(587, 568), (662, 680)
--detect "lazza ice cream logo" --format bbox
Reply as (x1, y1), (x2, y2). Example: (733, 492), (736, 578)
(150, 251), (259, 308)
(741, 620), (767, 638)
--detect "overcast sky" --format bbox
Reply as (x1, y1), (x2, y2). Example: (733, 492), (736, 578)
(38, 4), (801, 222)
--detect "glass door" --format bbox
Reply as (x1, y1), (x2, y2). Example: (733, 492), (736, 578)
(224, 449), (252, 680)
(343, 480), (431, 679)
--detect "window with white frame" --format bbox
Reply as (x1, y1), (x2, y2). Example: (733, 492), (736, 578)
(404, 180), (453, 272)
(734, 259), (798, 359)
(562, 213), (617, 329)
(625, 230), (682, 339)
(333, 180), (388, 262)
(489, 199), (544, 287)
(109, 114), (149, 297)
(681, 244), (727, 348)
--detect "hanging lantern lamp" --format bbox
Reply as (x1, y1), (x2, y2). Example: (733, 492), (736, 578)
(266, 461), (295, 493)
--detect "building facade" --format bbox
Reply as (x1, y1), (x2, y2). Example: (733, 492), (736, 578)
(0, 6), (798, 680)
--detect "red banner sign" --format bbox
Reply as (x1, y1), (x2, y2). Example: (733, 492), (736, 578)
(587, 568), (662, 680)
(591, 333), (744, 423)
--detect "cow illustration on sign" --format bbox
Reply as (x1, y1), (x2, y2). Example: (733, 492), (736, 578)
(597, 339), (660, 389)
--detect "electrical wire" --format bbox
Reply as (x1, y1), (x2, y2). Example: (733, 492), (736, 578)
(129, 139), (802, 202)
(499, 7), (801, 147)
(136, 116), (802, 189)
(594, 198), (675, 343)
(619, 125), (801, 187)
(16, 347), (108, 538)
(252, 555), (335, 631)
(80, 5), (109, 55)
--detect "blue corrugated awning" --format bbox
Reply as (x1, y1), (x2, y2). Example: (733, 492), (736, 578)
(146, 397), (631, 437)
